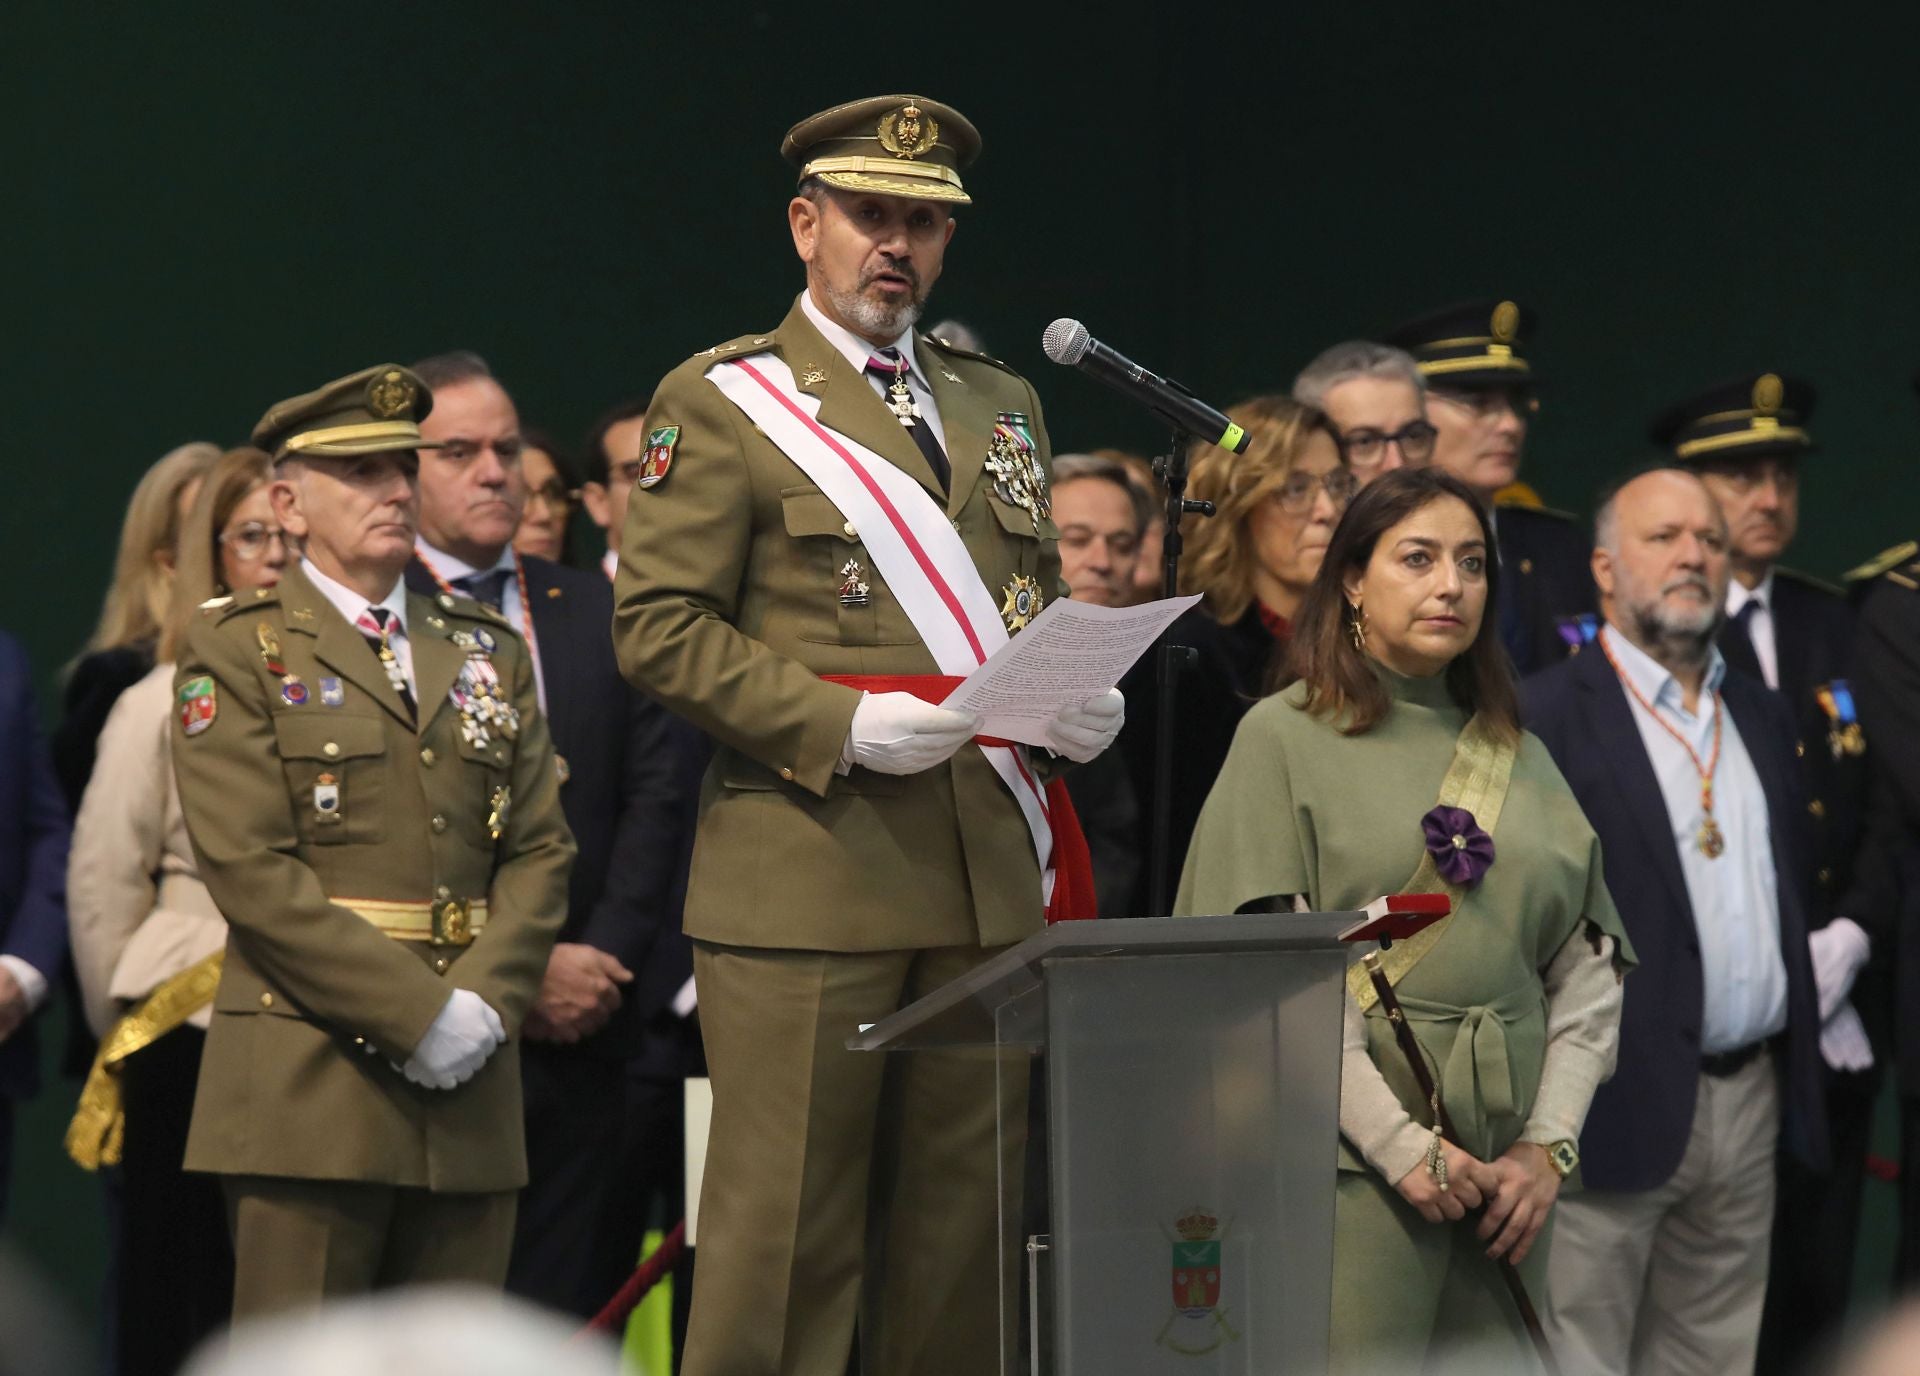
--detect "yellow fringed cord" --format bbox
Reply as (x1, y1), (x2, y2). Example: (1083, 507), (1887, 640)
(65, 951), (224, 1170)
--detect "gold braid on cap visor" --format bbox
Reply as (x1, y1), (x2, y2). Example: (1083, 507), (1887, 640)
(801, 155), (965, 190)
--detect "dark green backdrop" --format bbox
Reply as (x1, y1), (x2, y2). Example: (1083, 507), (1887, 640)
(5, 1), (1915, 1322)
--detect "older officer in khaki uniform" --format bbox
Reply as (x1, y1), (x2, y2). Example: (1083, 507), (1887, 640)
(613, 96), (1122, 1375)
(172, 365), (574, 1316)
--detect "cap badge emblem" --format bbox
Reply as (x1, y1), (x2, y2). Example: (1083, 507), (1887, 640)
(367, 368), (416, 419)
(1490, 300), (1521, 344)
(878, 103), (939, 159)
(1752, 373), (1784, 415)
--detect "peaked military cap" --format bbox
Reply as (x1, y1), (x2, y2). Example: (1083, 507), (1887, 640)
(782, 94), (981, 205)
(252, 364), (441, 462)
(1650, 373), (1816, 464)
(1382, 299), (1539, 389)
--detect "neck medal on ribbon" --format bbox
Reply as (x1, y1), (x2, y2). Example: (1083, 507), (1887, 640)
(986, 411), (1050, 530)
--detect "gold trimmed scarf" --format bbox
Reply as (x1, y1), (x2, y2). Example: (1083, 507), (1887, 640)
(1347, 714), (1517, 1011)
(65, 951), (224, 1170)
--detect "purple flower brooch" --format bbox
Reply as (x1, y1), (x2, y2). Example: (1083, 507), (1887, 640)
(1421, 805), (1495, 888)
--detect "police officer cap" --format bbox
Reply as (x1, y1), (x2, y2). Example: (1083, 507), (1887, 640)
(1382, 299), (1540, 390)
(1649, 373), (1817, 464)
(782, 94), (981, 206)
(252, 364), (442, 463)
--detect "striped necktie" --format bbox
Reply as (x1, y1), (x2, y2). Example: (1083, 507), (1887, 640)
(355, 607), (416, 720)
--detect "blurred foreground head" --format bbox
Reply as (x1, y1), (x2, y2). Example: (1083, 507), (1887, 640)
(181, 1286), (623, 1376)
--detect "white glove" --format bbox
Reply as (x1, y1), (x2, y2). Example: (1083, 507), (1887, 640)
(845, 692), (979, 776)
(1044, 689), (1125, 763)
(1809, 917), (1871, 1022)
(400, 989), (506, 1090)
(1820, 1000), (1875, 1073)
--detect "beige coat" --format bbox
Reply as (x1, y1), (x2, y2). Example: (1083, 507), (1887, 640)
(612, 300), (1063, 953)
(68, 664), (226, 1037)
(171, 563), (575, 1192)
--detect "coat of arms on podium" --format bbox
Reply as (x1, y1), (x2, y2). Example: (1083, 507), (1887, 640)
(1155, 1207), (1239, 1356)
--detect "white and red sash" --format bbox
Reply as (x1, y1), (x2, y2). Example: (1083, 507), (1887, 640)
(706, 352), (1059, 903)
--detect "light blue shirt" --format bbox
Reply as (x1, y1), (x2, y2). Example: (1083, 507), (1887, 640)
(1601, 626), (1788, 1053)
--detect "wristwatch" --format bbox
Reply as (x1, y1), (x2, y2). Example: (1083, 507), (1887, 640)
(1543, 1140), (1579, 1178)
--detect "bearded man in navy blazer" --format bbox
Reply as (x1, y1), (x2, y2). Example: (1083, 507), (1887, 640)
(1520, 468), (1825, 1375)
(0, 628), (72, 1225)
(408, 353), (708, 1319)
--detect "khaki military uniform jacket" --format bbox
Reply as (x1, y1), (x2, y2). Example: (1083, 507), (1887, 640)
(172, 562), (574, 1192)
(613, 299), (1062, 952)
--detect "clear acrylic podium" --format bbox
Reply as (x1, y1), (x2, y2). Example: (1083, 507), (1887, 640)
(849, 912), (1350, 1375)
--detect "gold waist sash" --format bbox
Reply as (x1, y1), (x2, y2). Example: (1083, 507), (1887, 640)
(66, 950), (224, 1171)
(335, 896), (489, 946)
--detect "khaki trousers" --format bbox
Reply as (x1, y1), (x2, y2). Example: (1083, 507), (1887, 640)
(1543, 1055), (1780, 1375)
(222, 1175), (517, 1321)
(683, 940), (1025, 1376)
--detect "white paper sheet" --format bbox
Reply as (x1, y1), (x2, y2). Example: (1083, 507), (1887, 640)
(939, 594), (1202, 746)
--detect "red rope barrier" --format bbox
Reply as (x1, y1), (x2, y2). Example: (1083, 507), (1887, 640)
(577, 1220), (687, 1338)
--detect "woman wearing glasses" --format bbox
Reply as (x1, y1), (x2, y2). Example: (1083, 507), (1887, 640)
(66, 447), (288, 1376)
(1118, 395), (1356, 912)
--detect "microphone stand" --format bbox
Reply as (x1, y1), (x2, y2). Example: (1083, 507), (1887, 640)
(1147, 429), (1214, 916)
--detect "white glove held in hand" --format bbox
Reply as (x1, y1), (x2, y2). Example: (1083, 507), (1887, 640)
(401, 989), (506, 1091)
(1045, 689), (1125, 763)
(1809, 917), (1871, 1022)
(845, 692), (980, 776)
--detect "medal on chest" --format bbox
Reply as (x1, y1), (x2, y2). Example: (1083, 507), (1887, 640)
(1816, 681), (1866, 760)
(447, 647), (519, 749)
(884, 364), (921, 427)
(256, 622), (309, 706)
(985, 412), (1050, 530)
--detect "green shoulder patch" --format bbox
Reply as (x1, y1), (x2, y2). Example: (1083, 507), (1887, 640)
(638, 425), (679, 490)
(177, 675), (217, 737)
(1844, 540), (1919, 584)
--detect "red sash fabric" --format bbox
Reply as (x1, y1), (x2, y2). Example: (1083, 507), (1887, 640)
(822, 674), (1099, 924)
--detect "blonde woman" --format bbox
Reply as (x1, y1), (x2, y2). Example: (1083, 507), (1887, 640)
(53, 441), (221, 812)
(1117, 396), (1352, 910)
(67, 448), (285, 1376)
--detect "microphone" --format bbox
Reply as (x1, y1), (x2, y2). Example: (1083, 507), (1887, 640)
(1041, 319), (1249, 454)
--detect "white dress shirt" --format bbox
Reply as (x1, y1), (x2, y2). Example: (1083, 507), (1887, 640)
(601, 547), (618, 583)
(1602, 626), (1788, 1053)
(798, 292), (950, 459)
(1724, 570), (1779, 689)
(0, 955), (46, 1013)
(301, 559), (416, 696)
(413, 541), (547, 711)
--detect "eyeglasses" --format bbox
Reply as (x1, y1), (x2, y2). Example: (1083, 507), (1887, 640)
(1338, 420), (1438, 467)
(1428, 387), (1540, 420)
(219, 522), (290, 562)
(1270, 468), (1359, 514)
(524, 481), (576, 510)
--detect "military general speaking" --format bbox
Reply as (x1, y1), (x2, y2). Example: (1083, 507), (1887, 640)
(8, 77), (1920, 1376)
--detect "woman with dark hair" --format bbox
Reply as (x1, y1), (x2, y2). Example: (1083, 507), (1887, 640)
(513, 427), (579, 565)
(1178, 468), (1633, 1372)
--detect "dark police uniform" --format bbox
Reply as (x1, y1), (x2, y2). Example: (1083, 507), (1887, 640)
(1383, 299), (1595, 675)
(1655, 373), (1879, 1370)
(1847, 539), (1920, 1286)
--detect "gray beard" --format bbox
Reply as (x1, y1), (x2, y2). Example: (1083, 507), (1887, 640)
(1626, 600), (1721, 672)
(826, 281), (923, 342)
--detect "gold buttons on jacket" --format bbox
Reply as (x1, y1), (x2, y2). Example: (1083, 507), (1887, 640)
(780, 766), (795, 781)
(322, 742), (341, 759)
(1795, 741), (1806, 759)
(433, 956), (449, 974)
(436, 884), (451, 899)
(431, 814), (448, 834)
(843, 520), (858, 538)
(1809, 799), (1826, 819)
(1818, 867), (1833, 886)
(420, 747), (436, 766)
(259, 992), (274, 1009)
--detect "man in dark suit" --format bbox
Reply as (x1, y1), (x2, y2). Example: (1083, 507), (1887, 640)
(1521, 468), (1825, 1373)
(410, 351), (707, 1319)
(0, 628), (72, 1224)
(1653, 374), (1882, 1369)
(1383, 299), (1597, 674)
